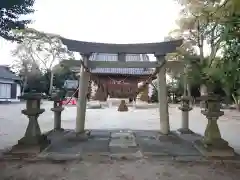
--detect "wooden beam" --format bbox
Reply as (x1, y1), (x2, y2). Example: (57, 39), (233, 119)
(60, 60), (164, 69)
(88, 60), (162, 68)
(60, 60), (82, 68)
(60, 37), (183, 56)
(60, 59), (184, 71)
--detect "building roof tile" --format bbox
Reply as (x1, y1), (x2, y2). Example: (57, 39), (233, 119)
(0, 65), (21, 80)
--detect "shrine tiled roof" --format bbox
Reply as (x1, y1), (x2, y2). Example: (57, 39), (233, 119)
(89, 53), (153, 75)
(0, 65), (20, 80)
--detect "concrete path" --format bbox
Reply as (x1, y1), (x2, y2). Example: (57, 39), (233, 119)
(0, 101), (240, 154)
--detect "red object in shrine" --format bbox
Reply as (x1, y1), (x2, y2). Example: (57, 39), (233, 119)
(61, 97), (77, 105)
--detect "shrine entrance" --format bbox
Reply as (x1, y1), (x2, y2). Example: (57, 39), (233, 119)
(60, 37), (183, 135)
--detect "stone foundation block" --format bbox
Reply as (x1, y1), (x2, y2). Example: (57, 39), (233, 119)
(194, 140), (235, 157)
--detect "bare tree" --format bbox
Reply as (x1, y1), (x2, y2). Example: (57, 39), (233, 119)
(11, 42), (41, 94)
(12, 28), (74, 94)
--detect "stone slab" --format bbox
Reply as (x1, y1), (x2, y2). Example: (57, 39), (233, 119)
(110, 131), (135, 138)
(194, 140), (235, 157)
(80, 139), (110, 153)
(81, 153), (111, 161)
(110, 147), (139, 154)
(176, 128), (195, 135)
(45, 138), (109, 154)
(38, 152), (82, 161)
(174, 156), (207, 162)
(3, 145), (42, 160)
(109, 131), (137, 148)
(44, 141), (82, 154)
(109, 139), (137, 147)
(136, 133), (201, 156)
(46, 130), (70, 142)
(89, 130), (111, 139)
(110, 150), (143, 160)
(134, 130), (159, 139)
(173, 131), (202, 143)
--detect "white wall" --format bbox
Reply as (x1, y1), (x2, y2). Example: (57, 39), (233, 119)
(16, 84), (21, 98)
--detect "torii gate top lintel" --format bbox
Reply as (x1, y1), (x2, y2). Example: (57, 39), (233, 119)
(60, 37), (183, 56)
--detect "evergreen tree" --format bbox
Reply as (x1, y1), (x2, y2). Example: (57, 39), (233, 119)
(0, 0), (35, 41)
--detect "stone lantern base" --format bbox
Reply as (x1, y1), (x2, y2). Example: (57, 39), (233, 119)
(5, 134), (50, 156)
(177, 128), (194, 135)
(66, 130), (91, 142)
(194, 139), (235, 157)
(5, 92), (51, 155)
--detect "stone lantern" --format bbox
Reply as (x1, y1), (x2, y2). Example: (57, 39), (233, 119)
(177, 95), (193, 134)
(11, 92), (50, 152)
(194, 92), (235, 157)
(50, 89), (65, 131)
(118, 100), (128, 112)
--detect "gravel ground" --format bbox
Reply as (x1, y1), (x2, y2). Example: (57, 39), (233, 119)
(1, 160), (240, 180)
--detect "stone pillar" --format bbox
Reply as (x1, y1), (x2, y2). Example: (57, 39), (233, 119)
(50, 90), (65, 131)
(51, 101), (64, 131)
(75, 55), (90, 134)
(156, 60), (169, 135)
(177, 65), (193, 134)
(18, 93), (49, 148)
(177, 96), (193, 134)
(194, 93), (235, 157)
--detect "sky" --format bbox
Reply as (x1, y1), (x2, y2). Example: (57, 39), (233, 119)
(0, 0), (181, 65)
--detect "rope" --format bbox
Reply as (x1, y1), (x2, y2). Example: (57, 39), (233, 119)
(65, 58), (165, 100)
(136, 61), (166, 95)
(64, 87), (79, 105)
(62, 58), (93, 105)
(108, 76), (129, 84)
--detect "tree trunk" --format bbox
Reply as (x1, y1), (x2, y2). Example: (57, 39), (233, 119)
(199, 33), (208, 108)
(49, 71), (54, 95)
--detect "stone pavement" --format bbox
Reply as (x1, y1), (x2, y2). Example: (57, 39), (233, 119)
(26, 129), (239, 162)
(0, 100), (240, 155)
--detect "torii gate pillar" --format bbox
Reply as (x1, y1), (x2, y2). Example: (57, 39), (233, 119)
(75, 55), (90, 133)
(156, 57), (170, 135)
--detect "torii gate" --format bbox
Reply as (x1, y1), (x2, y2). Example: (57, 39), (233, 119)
(60, 37), (183, 135)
